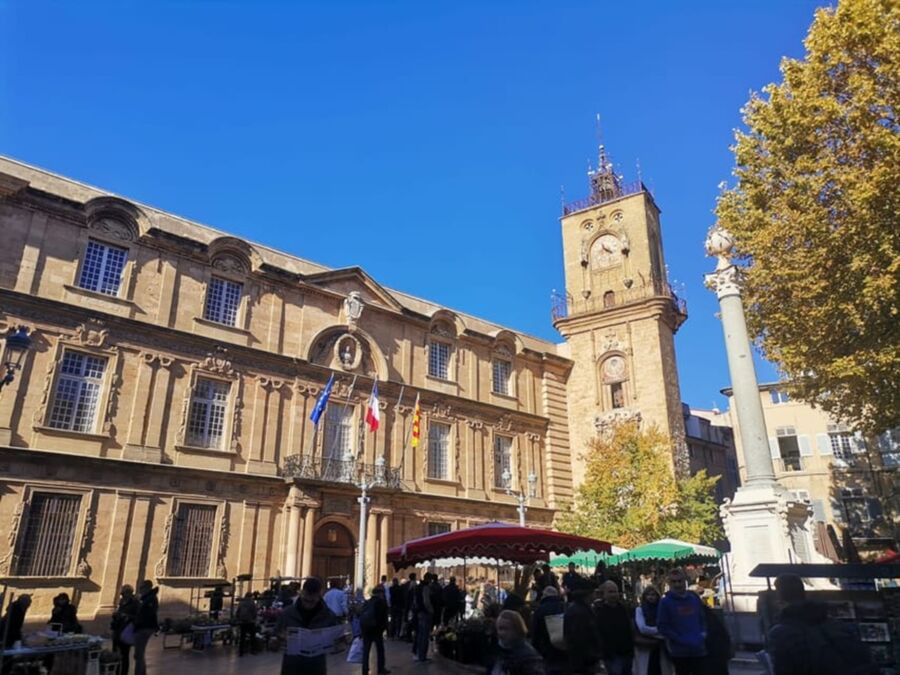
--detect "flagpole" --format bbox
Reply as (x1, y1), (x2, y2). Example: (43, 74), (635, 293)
(392, 386), (405, 467)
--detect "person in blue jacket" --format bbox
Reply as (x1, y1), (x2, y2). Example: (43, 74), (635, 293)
(656, 568), (706, 675)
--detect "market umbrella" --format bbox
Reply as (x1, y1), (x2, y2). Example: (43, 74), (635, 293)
(387, 522), (611, 569)
(549, 546), (628, 568)
(607, 538), (721, 565)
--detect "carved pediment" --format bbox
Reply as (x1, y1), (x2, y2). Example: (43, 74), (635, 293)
(303, 267), (404, 313)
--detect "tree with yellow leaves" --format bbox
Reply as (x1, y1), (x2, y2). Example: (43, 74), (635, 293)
(558, 421), (721, 548)
(715, 0), (899, 435)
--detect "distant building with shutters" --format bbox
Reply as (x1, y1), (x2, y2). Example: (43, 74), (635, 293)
(722, 382), (899, 556)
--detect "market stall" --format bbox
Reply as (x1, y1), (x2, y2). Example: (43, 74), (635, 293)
(1, 633), (105, 675)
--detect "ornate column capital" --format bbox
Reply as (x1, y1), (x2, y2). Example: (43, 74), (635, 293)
(704, 225), (743, 298)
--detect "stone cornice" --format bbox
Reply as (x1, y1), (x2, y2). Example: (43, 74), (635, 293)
(555, 296), (684, 335)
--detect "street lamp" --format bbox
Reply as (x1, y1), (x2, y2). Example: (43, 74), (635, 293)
(1, 327), (33, 392)
(502, 469), (538, 526)
(355, 455), (386, 592)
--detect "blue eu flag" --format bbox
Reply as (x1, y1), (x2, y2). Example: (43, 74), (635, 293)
(310, 373), (335, 425)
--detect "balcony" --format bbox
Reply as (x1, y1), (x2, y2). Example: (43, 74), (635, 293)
(562, 180), (648, 215)
(551, 280), (688, 325)
(282, 454), (403, 490)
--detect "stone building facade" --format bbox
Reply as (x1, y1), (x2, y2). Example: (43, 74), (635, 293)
(0, 157), (573, 623)
(724, 383), (899, 556)
(0, 147), (694, 624)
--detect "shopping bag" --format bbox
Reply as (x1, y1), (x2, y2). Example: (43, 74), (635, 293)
(346, 636), (364, 664)
(545, 613), (566, 650)
(120, 622), (136, 646)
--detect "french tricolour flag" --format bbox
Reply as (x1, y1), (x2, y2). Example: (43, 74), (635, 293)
(365, 381), (380, 432)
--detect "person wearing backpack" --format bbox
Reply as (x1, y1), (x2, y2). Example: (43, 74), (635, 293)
(768, 574), (878, 675)
(360, 585), (390, 675)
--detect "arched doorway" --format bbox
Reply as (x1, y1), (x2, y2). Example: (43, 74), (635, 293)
(312, 521), (355, 585)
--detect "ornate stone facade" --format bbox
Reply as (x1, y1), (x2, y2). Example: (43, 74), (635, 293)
(0, 157), (572, 624)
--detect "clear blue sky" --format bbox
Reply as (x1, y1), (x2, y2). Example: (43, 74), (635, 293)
(0, 0), (823, 410)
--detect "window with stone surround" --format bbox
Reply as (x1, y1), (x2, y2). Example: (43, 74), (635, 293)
(47, 351), (108, 433)
(186, 378), (231, 449)
(775, 426), (803, 471)
(78, 239), (128, 296)
(493, 435), (512, 488)
(167, 503), (217, 577)
(492, 359), (512, 396)
(324, 402), (354, 460)
(203, 277), (243, 327)
(15, 492), (82, 577)
(427, 422), (451, 480)
(427, 522), (451, 537)
(428, 341), (451, 380)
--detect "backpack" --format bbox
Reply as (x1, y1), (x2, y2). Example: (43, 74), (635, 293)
(360, 599), (378, 633)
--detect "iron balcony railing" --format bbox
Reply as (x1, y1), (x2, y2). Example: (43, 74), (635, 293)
(551, 280), (688, 323)
(562, 180), (649, 215)
(282, 454), (403, 490)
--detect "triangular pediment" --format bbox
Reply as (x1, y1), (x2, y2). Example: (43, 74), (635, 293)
(302, 266), (404, 312)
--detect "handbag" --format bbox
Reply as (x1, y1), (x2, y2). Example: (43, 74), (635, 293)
(120, 622), (136, 646)
(544, 613), (566, 650)
(346, 636), (364, 664)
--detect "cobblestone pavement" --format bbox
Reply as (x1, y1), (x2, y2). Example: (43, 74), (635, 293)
(142, 636), (765, 674)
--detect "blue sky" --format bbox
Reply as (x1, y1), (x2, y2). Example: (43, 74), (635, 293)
(0, 1), (823, 410)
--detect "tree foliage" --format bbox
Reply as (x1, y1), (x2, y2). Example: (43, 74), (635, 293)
(558, 422), (722, 548)
(715, 0), (900, 435)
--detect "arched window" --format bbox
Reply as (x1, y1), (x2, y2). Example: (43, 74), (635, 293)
(600, 355), (628, 411)
(603, 291), (616, 308)
(428, 321), (455, 381)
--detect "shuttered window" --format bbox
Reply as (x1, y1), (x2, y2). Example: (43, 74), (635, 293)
(16, 493), (82, 577)
(167, 503), (217, 578)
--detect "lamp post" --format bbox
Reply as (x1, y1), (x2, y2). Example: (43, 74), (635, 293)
(502, 469), (537, 526)
(0, 327), (33, 392)
(355, 455), (385, 592)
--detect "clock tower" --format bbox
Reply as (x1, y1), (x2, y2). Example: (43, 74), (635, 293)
(554, 146), (688, 481)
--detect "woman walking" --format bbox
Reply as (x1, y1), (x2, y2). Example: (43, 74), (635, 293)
(491, 610), (545, 675)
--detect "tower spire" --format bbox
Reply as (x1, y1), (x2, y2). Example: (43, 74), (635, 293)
(587, 115), (623, 203)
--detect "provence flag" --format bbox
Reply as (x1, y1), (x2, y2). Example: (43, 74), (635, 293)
(310, 373), (335, 425)
(410, 393), (421, 448)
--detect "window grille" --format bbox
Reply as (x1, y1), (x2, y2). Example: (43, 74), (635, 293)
(428, 422), (450, 480)
(48, 351), (107, 432)
(167, 503), (217, 577)
(78, 240), (128, 296)
(427, 522), (451, 537)
(492, 359), (511, 395)
(186, 378), (230, 449)
(428, 341), (450, 380)
(829, 432), (854, 460)
(493, 436), (512, 488)
(324, 403), (354, 460)
(16, 493), (82, 576)
(203, 277), (242, 326)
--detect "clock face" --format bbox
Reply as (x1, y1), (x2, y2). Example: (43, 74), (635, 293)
(591, 234), (622, 268)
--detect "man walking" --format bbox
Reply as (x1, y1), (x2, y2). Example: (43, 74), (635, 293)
(324, 579), (349, 621)
(360, 586), (391, 675)
(414, 573), (435, 662)
(657, 568), (706, 675)
(388, 578), (403, 638)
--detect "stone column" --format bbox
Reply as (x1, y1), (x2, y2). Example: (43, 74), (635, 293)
(705, 226), (827, 610)
(365, 510), (378, 589)
(300, 506), (316, 578)
(283, 487), (301, 577)
(379, 512), (391, 582)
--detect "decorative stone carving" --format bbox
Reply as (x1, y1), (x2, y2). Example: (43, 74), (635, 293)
(76, 506), (95, 577)
(430, 323), (454, 339)
(215, 508), (229, 578)
(154, 511), (175, 577)
(343, 291), (364, 331)
(599, 331), (625, 354)
(493, 414), (513, 433)
(704, 263), (741, 298)
(704, 225), (742, 298)
(69, 320), (109, 348)
(594, 408), (641, 438)
(90, 217), (134, 242)
(103, 369), (123, 433)
(0, 500), (25, 575)
(601, 356), (627, 383)
(431, 402), (453, 420)
(466, 419), (484, 430)
(525, 432), (541, 442)
(494, 344), (513, 359)
(212, 253), (247, 275)
(199, 347), (235, 377)
(334, 333), (362, 371)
